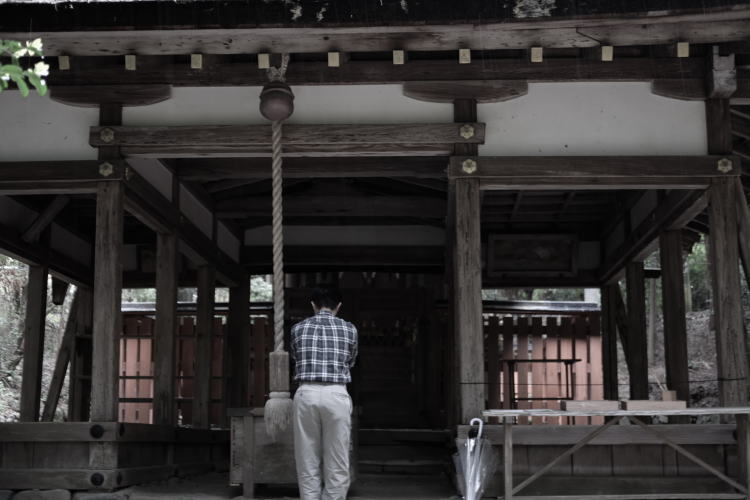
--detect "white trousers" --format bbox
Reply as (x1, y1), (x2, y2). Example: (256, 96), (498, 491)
(293, 383), (352, 500)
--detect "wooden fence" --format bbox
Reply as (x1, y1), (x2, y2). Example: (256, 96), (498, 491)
(119, 307), (273, 426)
(485, 311), (603, 425)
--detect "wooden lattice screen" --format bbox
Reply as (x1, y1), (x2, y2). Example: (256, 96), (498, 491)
(485, 312), (603, 425)
(119, 310), (273, 426)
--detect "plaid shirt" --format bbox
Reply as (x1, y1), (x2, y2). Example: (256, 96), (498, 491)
(290, 310), (358, 384)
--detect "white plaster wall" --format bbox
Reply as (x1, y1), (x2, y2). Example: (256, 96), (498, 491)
(1, 83), (707, 160)
(479, 82), (707, 155)
(123, 85), (453, 125)
(0, 93), (98, 160)
(245, 225), (446, 246)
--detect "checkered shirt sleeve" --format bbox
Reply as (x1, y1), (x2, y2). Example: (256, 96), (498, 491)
(290, 311), (358, 384)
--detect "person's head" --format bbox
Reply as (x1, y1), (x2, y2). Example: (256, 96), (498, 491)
(311, 285), (342, 315)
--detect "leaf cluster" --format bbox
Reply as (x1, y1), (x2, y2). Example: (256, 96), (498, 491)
(0, 39), (48, 97)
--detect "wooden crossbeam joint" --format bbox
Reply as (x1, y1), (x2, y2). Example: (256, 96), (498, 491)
(708, 46), (737, 99)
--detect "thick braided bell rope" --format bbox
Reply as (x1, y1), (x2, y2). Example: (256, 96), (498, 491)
(271, 119), (284, 352)
(264, 54), (293, 442)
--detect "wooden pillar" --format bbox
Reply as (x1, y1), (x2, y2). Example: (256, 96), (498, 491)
(193, 265), (216, 428)
(19, 264), (48, 421)
(68, 287), (93, 421)
(42, 288), (79, 421)
(446, 99), (484, 425)
(707, 98), (749, 408)
(709, 178), (749, 406)
(659, 231), (690, 403)
(626, 262), (649, 400)
(90, 181), (124, 422)
(600, 284), (619, 401)
(453, 177), (484, 423)
(153, 232), (178, 425)
(227, 272), (251, 409)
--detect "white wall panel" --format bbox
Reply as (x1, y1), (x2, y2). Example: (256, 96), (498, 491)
(479, 82), (706, 155)
(0, 93), (98, 160)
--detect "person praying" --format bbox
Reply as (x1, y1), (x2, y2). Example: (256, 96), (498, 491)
(290, 285), (358, 500)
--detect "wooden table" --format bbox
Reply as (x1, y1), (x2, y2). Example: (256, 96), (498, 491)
(482, 407), (750, 500)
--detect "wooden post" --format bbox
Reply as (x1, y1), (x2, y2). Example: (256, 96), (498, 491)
(600, 284), (619, 400)
(709, 178), (749, 407)
(227, 272), (251, 409)
(647, 278), (656, 365)
(42, 289), (79, 421)
(626, 262), (649, 400)
(90, 181), (124, 422)
(707, 98), (749, 409)
(68, 287), (93, 421)
(659, 231), (690, 404)
(193, 265), (216, 428)
(453, 176), (484, 423)
(19, 264), (48, 421)
(153, 232), (178, 425)
(451, 98), (481, 425)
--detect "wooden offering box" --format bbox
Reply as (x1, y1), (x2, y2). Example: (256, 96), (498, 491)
(228, 407), (358, 498)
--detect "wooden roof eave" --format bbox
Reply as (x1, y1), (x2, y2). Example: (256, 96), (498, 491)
(2, 5), (750, 56)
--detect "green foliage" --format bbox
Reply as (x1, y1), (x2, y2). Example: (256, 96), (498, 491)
(686, 238), (711, 311)
(0, 39), (48, 97)
(251, 275), (273, 302)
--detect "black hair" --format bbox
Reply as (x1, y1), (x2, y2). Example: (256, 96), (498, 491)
(311, 285), (342, 310)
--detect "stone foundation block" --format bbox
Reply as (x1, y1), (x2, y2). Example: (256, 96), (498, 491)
(72, 493), (129, 500)
(13, 490), (71, 500)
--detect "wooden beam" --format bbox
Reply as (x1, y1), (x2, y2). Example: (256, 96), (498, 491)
(90, 181), (124, 422)
(21, 195), (70, 243)
(453, 177), (484, 422)
(42, 289), (79, 422)
(242, 245), (445, 273)
(90, 124), (484, 158)
(403, 81), (528, 103)
(153, 232), (178, 426)
(0, 223), (92, 287)
(193, 265), (215, 429)
(50, 84), (172, 107)
(0, 161), (126, 193)
(47, 56), (709, 88)
(600, 284), (619, 400)
(9, 8), (750, 55)
(450, 156), (739, 189)
(121, 166), (242, 286)
(735, 178), (750, 292)
(174, 157), (449, 180)
(599, 190), (707, 283)
(626, 261), (649, 400)
(659, 231), (690, 406)
(732, 114), (750, 141)
(215, 195), (445, 218)
(19, 264), (48, 422)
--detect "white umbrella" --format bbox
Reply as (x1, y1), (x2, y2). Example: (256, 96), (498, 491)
(456, 418), (499, 500)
